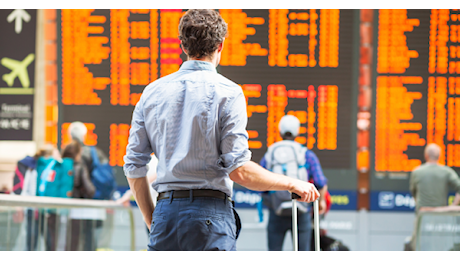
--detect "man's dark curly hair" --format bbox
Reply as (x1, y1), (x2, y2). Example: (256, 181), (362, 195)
(178, 9), (228, 59)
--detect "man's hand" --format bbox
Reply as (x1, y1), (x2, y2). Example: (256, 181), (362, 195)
(288, 179), (320, 203)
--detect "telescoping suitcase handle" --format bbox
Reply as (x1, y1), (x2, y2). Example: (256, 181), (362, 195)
(291, 193), (320, 251)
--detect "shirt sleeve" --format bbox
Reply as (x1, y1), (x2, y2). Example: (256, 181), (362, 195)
(123, 94), (153, 178)
(218, 91), (252, 174)
(306, 150), (327, 189)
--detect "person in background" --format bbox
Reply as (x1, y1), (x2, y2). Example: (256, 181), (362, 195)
(68, 122), (109, 173)
(31, 147), (70, 251)
(67, 121), (110, 249)
(407, 143), (460, 250)
(11, 145), (61, 251)
(259, 115), (328, 251)
(62, 140), (97, 251)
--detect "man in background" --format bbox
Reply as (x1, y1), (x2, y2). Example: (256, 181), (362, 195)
(410, 143), (460, 210)
(260, 115), (328, 251)
(408, 143), (460, 250)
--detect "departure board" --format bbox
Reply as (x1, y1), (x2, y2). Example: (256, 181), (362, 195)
(371, 9), (460, 191)
(57, 9), (359, 188)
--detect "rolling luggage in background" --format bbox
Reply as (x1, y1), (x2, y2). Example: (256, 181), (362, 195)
(292, 193), (320, 251)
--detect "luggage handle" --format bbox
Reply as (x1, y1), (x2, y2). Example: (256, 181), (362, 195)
(291, 193), (301, 200)
(291, 193), (320, 251)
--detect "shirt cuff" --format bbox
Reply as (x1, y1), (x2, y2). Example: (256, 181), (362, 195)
(123, 164), (149, 179)
(218, 149), (252, 174)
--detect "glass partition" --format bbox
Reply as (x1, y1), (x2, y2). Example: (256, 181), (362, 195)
(415, 211), (460, 251)
(0, 194), (135, 251)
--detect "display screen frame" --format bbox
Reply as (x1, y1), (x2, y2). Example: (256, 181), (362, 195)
(56, 9), (360, 189)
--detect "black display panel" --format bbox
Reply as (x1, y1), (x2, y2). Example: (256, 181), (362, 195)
(57, 9), (359, 189)
(371, 9), (460, 191)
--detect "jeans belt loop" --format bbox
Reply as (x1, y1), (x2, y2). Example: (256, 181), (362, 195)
(189, 189), (193, 203)
(169, 190), (174, 204)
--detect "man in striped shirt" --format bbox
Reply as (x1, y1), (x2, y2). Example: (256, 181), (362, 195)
(123, 9), (320, 251)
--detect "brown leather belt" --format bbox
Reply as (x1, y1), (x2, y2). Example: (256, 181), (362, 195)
(157, 189), (229, 201)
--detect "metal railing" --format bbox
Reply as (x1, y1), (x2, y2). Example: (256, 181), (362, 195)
(415, 207), (460, 251)
(0, 194), (135, 251)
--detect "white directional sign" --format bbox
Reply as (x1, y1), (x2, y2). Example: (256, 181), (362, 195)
(1, 9), (36, 140)
(7, 9), (31, 34)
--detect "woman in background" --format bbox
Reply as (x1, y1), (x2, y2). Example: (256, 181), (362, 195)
(61, 140), (96, 251)
(15, 145), (61, 251)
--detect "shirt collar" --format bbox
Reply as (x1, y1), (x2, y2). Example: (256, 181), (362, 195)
(179, 60), (217, 73)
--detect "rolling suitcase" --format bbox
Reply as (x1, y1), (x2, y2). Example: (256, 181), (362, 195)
(292, 193), (320, 251)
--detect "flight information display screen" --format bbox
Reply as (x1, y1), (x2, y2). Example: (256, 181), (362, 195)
(57, 9), (359, 188)
(371, 9), (460, 191)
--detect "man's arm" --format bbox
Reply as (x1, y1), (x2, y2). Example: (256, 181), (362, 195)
(229, 161), (319, 203)
(220, 91), (318, 202)
(409, 171), (417, 199)
(448, 169), (460, 188)
(123, 93), (155, 229)
(452, 193), (460, 206)
(127, 176), (154, 229)
(446, 168), (460, 206)
(117, 172), (157, 208)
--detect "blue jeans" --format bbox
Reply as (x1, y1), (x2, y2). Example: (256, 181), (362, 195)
(267, 208), (312, 251)
(148, 196), (240, 251)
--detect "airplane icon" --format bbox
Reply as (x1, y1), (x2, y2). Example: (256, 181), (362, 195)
(1, 53), (35, 88)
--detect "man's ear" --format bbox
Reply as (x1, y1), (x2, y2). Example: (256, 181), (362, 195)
(217, 40), (224, 53)
(181, 44), (188, 55)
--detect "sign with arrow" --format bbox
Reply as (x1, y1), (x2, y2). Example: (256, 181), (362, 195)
(7, 9), (31, 34)
(0, 9), (36, 141)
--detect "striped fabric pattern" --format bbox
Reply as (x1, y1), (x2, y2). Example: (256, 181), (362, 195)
(123, 60), (251, 196)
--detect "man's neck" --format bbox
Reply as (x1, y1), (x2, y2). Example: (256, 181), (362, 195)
(188, 57), (216, 67)
(426, 160), (439, 165)
(187, 49), (220, 67)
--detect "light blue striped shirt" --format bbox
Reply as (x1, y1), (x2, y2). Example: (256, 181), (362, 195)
(123, 60), (252, 196)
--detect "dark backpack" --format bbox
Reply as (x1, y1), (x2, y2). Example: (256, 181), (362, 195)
(90, 146), (117, 200)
